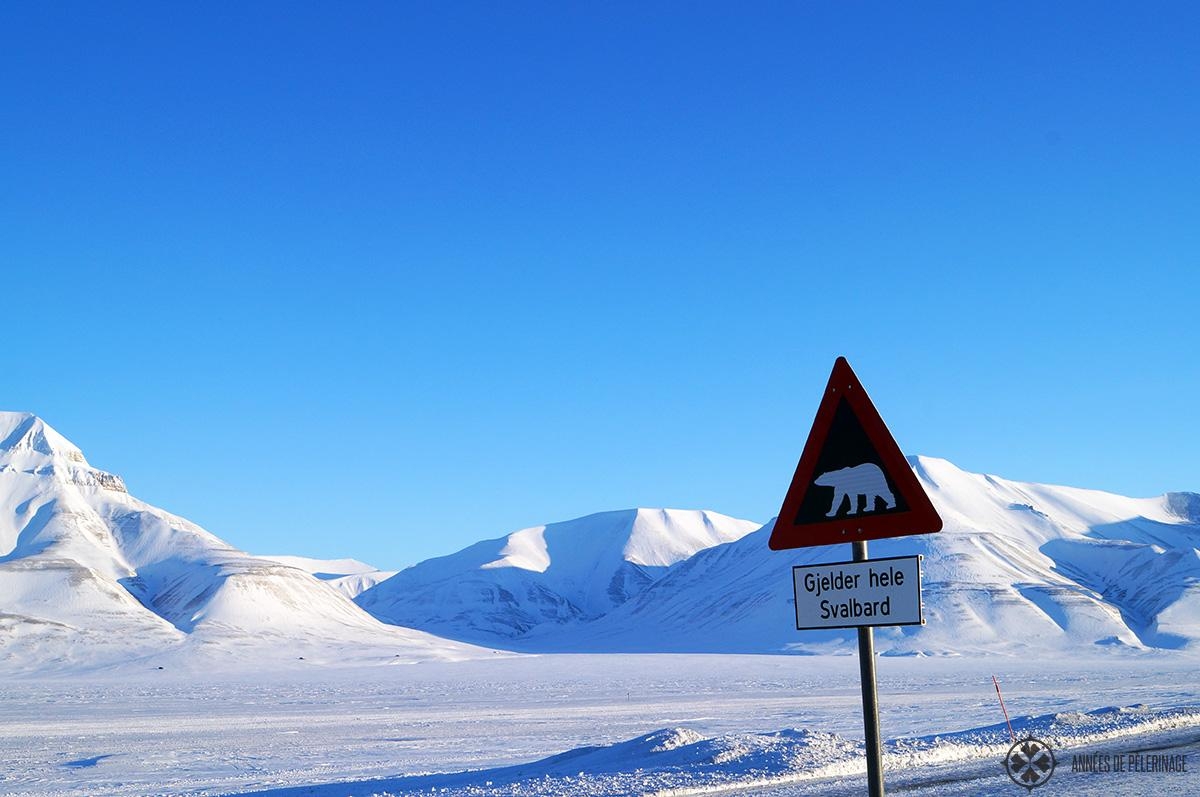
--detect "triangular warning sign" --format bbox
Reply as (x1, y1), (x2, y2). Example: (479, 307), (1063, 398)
(768, 357), (942, 550)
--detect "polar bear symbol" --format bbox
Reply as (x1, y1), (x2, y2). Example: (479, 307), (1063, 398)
(814, 463), (896, 517)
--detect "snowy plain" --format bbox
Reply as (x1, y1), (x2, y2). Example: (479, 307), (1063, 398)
(2, 653), (1196, 796)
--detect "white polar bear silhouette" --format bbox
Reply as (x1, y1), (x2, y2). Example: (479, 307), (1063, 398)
(814, 463), (896, 517)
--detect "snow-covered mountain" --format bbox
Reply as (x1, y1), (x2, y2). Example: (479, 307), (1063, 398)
(355, 508), (761, 645)
(531, 457), (1200, 656)
(5, 409), (1197, 668)
(255, 554), (399, 599)
(0, 412), (483, 673)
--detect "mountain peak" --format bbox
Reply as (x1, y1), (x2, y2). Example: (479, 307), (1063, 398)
(0, 411), (87, 462)
(0, 412), (128, 492)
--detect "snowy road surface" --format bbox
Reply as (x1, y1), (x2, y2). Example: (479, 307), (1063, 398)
(0, 654), (1195, 796)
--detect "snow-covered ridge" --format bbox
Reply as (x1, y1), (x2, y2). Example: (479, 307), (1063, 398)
(2, 410), (1198, 671)
(547, 456), (1200, 656)
(359, 455), (1200, 657)
(0, 412), (487, 673)
(355, 508), (761, 645)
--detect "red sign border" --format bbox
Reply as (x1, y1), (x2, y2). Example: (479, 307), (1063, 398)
(768, 357), (942, 550)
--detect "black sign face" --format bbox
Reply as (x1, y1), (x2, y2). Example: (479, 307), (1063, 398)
(793, 397), (910, 525)
(769, 357), (942, 550)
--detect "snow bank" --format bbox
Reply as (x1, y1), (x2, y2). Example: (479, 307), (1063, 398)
(240, 703), (1200, 796)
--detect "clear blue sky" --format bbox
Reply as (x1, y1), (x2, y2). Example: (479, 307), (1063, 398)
(2, 3), (1196, 569)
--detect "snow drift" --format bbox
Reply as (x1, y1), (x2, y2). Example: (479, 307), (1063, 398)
(231, 702), (1200, 796)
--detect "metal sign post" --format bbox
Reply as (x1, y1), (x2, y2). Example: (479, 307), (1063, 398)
(854, 540), (885, 797)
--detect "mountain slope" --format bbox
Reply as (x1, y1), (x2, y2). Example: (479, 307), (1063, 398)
(542, 457), (1200, 655)
(355, 508), (761, 645)
(0, 412), (484, 673)
(255, 554), (399, 599)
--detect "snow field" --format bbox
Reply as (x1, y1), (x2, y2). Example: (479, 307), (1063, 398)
(1, 654), (1197, 797)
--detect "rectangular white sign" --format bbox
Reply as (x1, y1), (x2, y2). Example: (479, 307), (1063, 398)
(792, 555), (923, 630)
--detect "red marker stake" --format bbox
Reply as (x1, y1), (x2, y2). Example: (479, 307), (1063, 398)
(993, 675), (1015, 743)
